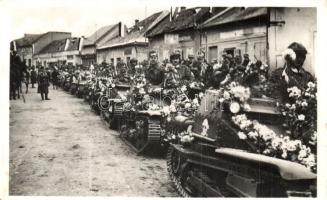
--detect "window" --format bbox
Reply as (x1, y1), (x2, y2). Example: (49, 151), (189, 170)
(208, 46), (218, 63)
(110, 58), (114, 64)
(224, 47), (236, 57)
(116, 57), (121, 64)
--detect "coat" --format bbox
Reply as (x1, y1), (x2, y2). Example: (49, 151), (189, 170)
(38, 71), (50, 93)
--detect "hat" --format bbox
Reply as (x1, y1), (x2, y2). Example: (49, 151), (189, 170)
(130, 58), (138, 63)
(170, 50), (181, 60)
(197, 51), (205, 58)
(288, 42), (307, 59)
(149, 50), (157, 57)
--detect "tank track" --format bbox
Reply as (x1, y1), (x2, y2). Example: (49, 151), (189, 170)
(166, 146), (191, 197)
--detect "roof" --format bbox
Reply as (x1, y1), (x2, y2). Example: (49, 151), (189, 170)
(14, 34), (42, 47)
(83, 24), (119, 46)
(146, 7), (211, 37)
(201, 7), (268, 29)
(66, 38), (81, 51)
(98, 11), (169, 50)
(37, 37), (81, 54)
(12, 31), (72, 48)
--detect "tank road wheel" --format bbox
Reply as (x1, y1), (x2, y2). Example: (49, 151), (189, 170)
(167, 146), (191, 197)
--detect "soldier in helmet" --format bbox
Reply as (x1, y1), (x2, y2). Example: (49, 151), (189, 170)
(129, 58), (138, 76)
(267, 42), (314, 102)
(146, 51), (165, 85)
(37, 66), (50, 100)
(169, 50), (194, 83)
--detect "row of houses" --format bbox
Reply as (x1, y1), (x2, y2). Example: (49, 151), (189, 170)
(11, 7), (316, 74)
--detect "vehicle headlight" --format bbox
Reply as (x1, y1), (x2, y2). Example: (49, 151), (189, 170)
(230, 102), (240, 114)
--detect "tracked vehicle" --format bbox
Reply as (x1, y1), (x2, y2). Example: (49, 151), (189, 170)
(118, 85), (176, 154)
(99, 83), (130, 129)
(167, 90), (316, 197)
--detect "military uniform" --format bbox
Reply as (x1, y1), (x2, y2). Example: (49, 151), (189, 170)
(266, 42), (314, 102)
(38, 69), (50, 100)
(146, 63), (165, 85)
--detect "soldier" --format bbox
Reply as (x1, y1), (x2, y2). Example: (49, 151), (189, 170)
(170, 50), (194, 83)
(22, 68), (30, 93)
(52, 66), (60, 90)
(30, 66), (37, 88)
(267, 42), (314, 102)
(38, 66), (50, 100)
(146, 51), (165, 85)
(129, 58), (138, 76)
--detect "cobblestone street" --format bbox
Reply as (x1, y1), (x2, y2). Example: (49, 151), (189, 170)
(9, 84), (177, 196)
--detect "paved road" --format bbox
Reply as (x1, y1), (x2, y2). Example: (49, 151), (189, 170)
(9, 84), (177, 196)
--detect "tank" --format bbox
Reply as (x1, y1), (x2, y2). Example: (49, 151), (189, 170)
(99, 83), (130, 129)
(89, 78), (106, 115)
(166, 90), (317, 197)
(118, 85), (174, 154)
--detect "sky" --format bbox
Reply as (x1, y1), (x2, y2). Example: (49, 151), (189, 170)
(7, 1), (170, 40)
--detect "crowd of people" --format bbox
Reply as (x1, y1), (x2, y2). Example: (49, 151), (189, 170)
(11, 41), (314, 105)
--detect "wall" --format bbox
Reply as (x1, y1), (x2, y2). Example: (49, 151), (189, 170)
(33, 50), (81, 67)
(148, 29), (200, 62)
(268, 7), (317, 74)
(97, 45), (148, 66)
(200, 22), (267, 63)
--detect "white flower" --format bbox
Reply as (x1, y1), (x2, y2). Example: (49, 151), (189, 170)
(169, 104), (177, 113)
(192, 98), (199, 106)
(298, 149), (307, 161)
(287, 86), (301, 98)
(285, 103), (291, 108)
(307, 82), (315, 88)
(301, 154), (316, 168)
(185, 103), (191, 109)
(190, 82), (196, 88)
(199, 92), (204, 98)
(181, 85), (187, 92)
(281, 150), (288, 158)
(263, 149), (271, 154)
(237, 131), (247, 140)
(162, 106), (170, 115)
(286, 140), (300, 152)
(248, 131), (258, 139)
(282, 48), (297, 61)
(223, 91), (231, 99)
(298, 114), (305, 121)
(230, 102), (240, 114)
(243, 103), (251, 111)
(301, 101), (308, 107)
(272, 137), (284, 149)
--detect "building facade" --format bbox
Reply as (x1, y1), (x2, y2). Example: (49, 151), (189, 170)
(81, 23), (123, 66)
(33, 37), (83, 68)
(267, 7), (316, 74)
(146, 7), (213, 62)
(97, 11), (169, 65)
(11, 32), (71, 67)
(200, 7), (268, 63)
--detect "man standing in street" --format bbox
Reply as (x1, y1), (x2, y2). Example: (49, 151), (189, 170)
(30, 66), (37, 88)
(38, 66), (50, 100)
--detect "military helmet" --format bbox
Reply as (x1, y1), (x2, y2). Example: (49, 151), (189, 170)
(170, 50), (181, 60)
(288, 42), (307, 59)
(130, 58), (138, 63)
(149, 50), (158, 58)
(197, 50), (205, 58)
